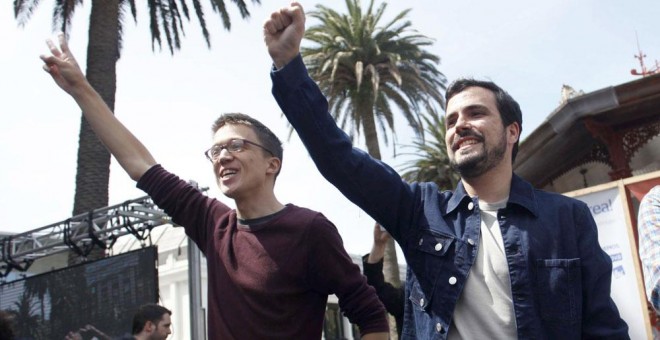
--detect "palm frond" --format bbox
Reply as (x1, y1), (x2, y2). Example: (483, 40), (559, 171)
(300, 0), (446, 156)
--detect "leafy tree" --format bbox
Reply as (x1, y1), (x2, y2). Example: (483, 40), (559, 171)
(302, 0), (446, 294)
(8, 290), (42, 339)
(14, 0), (259, 262)
(399, 112), (459, 190)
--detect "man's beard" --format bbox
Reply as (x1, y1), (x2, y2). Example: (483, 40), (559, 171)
(450, 129), (507, 179)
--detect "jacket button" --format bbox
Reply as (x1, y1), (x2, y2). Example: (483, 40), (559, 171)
(420, 298), (424, 306)
(467, 238), (475, 246)
(436, 323), (443, 333)
(419, 238), (424, 245)
(434, 243), (443, 251)
(448, 276), (457, 285)
(467, 202), (474, 210)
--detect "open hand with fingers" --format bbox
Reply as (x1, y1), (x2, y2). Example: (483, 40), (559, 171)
(40, 33), (89, 96)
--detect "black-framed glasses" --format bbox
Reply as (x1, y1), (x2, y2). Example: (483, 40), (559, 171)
(204, 138), (274, 162)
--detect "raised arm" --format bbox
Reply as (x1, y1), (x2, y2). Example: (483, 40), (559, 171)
(263, 2), (305, 69)
(41, 33), (156, 181)
(265, 3), (420, 243)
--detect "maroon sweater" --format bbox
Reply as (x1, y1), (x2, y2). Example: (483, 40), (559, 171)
(138, 165), (388, 339)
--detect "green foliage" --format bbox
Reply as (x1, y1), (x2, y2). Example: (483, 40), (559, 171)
(13, 0), (261, 55)
(8, 291), (43, 339)
(302, 0), (446, 150)
(399, 112), (460, 191)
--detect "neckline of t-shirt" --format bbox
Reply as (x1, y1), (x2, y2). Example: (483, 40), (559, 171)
(237, 205), (290, 228)
(478, 197), (508, 212)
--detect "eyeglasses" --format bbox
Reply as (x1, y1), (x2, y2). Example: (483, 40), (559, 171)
(204, 138), (274, 162)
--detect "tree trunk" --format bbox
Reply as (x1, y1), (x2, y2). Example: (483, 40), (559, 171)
(68, 0), (120, 264)
(360, 97), (401, 286)
(360, 96), (401, 339)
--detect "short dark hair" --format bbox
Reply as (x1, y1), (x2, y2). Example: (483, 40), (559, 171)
(131, 304), (172, 335)
(211, 113), (284, 176)
(0, 311), (15, 340)
(445, 79), (523, 162)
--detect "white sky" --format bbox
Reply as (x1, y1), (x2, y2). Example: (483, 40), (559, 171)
(1, 0), (659, 259)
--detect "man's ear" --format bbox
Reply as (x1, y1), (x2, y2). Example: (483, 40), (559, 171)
(266, 157), (282, 175)
(507, 122), (521, 144)
(144, 320), (154, 333)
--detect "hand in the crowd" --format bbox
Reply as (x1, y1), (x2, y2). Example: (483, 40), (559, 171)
(373, 223), (390, 247)
(64, 331), (83, 340)
(64, 325), (111, 340)
(263, 1), (306, 69)
(40, 33), (88, 96)
(367, 224), (390, 264)
(81, 324), (112, 340)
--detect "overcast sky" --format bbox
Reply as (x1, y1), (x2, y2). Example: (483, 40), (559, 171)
(2, 0), (659, 258)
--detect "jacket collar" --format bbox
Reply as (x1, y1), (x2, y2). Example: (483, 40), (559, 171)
(445, 174), (539, 218)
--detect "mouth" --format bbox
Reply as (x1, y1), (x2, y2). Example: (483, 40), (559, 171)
(453, 136), (482, 151)
(220, 168), (238, 179)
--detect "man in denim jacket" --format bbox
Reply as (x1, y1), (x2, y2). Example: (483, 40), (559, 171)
(264, 3), (629, 339)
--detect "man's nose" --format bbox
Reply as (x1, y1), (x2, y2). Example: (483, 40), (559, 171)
(454, 113), (471, 131)
(218, 148), (233, 163)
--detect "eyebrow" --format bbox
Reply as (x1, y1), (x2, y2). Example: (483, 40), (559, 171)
(211, 139), (237, 147)
(446, 104), (491, 117)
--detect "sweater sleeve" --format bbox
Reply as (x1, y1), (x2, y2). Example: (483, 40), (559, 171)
(136, 164), (231, 252)
(362, 255), (405, 320)
(306, 215), (389, 336)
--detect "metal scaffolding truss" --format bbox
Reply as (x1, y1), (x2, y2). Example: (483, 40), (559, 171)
(0, 194), (173, 279)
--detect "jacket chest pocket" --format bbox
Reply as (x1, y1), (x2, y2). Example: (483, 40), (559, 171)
(535, 258), (581, 324)
(407, 230), (456, 308)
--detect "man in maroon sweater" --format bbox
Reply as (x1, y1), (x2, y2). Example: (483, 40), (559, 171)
(41, 34), (389, 340)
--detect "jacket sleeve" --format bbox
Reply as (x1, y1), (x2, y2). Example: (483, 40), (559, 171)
(270, 54), (419, 244)
(576, 202), (630, 339)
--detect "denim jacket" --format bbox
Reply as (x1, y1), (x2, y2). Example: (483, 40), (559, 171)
(271, 54), (629, 340)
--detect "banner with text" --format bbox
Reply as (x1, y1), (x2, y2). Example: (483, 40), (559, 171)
(574, 187), (647, 339)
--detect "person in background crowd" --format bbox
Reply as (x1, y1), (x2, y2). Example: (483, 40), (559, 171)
(130, 304), (172, 340)
(638, 185), (660, 312)
(362, 224), (404, 338)
(0, 310), (15, 340)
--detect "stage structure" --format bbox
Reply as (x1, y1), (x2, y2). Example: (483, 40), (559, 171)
(0, 194), (171, 280)
(0, 181), (209, 280)
(0, 182), (209, 339)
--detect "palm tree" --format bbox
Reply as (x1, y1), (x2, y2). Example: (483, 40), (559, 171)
(8, 291), (42, 339)
(399, 112), (460, 190)
(302, 0), (446, 292)
(14, 0), (259, 263)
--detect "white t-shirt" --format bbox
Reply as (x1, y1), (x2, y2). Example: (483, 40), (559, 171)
(449, 198), (518, 339)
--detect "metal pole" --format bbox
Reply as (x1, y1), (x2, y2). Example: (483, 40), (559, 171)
(188, 238), (206, 339)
